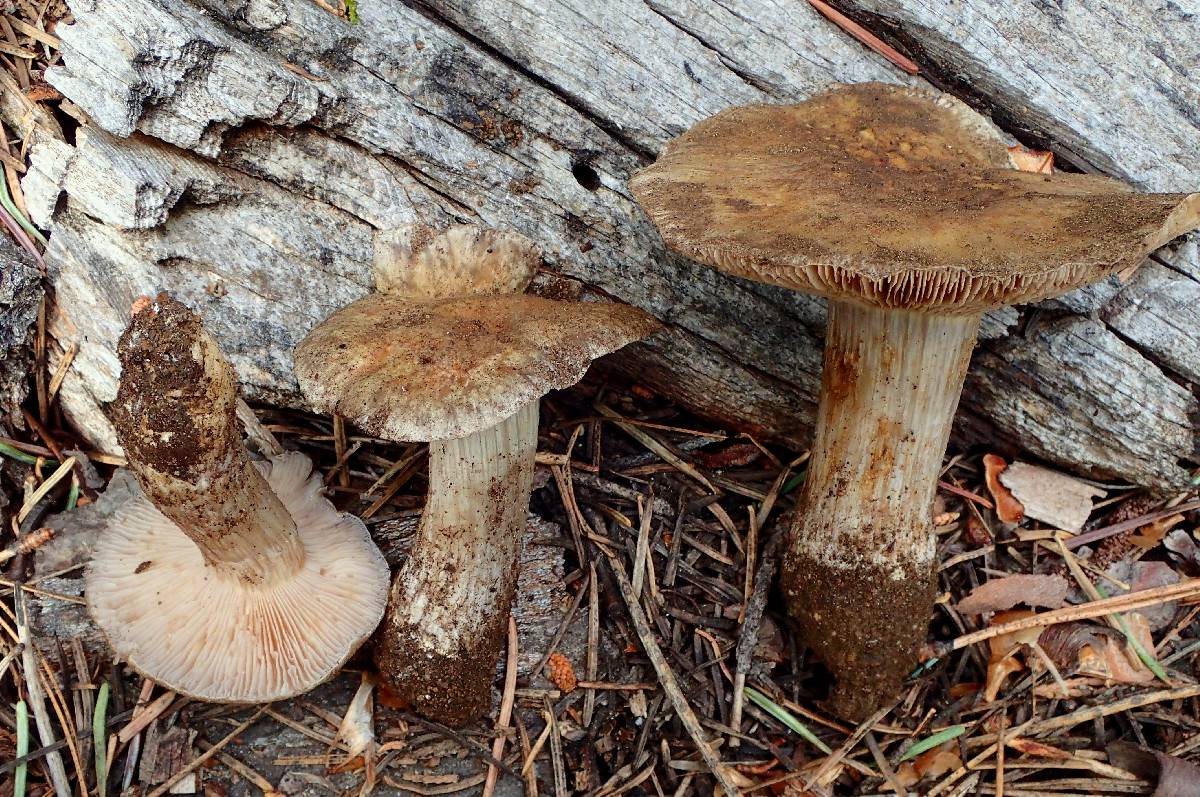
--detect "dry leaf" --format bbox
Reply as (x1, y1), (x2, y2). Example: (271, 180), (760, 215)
(546, 652), (578, 693)
(1130, 513), (1185, 550)
(1040, 618), (1155, 685)
(998, 462), (1105, 532)
(335, 673), (376, 759)
(693, 442), (762, 469)
(983, 454), (1024, 524)
(983, 610), (1042, 700)
(1165, 529), (1200, 567)
(965, 514), (993, 546)
(714, 766), (756, 797)
(1007, 738), (1071, 759)
(628, 689), (648, 718)
(1109, 742), (1200, 797)
(893, 744), (963, 790)
(1129, 561), (1182, 630)
(958, 574), (1069, 615)
(1007, 144), (1055, 174)
(1104, 560), (1182, 631)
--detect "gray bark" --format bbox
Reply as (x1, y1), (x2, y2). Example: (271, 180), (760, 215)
(0, 236), (41, 426)
(24, 0), (1200, 488)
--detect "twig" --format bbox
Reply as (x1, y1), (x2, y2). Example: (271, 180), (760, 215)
(803, 703), (895, 791)
(934, 578), (1200, 654)
(398, 713), (519, 778)
(582, 562), (600, 727)
(544, 697), (567, 797)
(604, 552), (741, 797)
(1064, 499), (1200, 549)
(806, 0), (920, 74)
(14, 587), (71, 797)
(236, 400), (284, 457)
(482, 617), (518, 797)
(531, 570), (590, 678)
(731, 534), (782, 744)
(595, 403), (717, 493)
(865, 731), (907, 797)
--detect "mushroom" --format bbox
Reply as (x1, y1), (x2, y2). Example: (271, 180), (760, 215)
(87, 294), (390, 702)
(630, 82), (1200, 718)
(294, 224), (660, 724)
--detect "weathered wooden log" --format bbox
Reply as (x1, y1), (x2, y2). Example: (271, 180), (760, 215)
(23, 0), (1200, 488)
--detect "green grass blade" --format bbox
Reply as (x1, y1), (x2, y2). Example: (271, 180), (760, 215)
(0, 442), (40, 465)
(0, 171), (47, 247)
(345, 0), (359, 23)
(1092, 582), (1169, 683)
(780, 471), (806, 495)
(66, 480), (80, 512)
(899, 724), (967, 762)
(94, 682), (110, 797)
(744, 686), (833, 754)
(15, 699), (29, 797)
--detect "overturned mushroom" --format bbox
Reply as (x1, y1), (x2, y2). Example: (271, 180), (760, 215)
(631, 82), (1200, 719)
(88, 295), (389, 702)
(295, 224), (660, 724)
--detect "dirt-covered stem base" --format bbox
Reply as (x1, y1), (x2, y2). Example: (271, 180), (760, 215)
(783, 300), (981, 720)
(112, 294), (305, 585)
(375, 402), (538, 725)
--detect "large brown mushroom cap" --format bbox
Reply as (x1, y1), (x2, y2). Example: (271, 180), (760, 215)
(630, 82), (1200, 313)
(86, 452), (389, 702)
(295, 293), (660, 441)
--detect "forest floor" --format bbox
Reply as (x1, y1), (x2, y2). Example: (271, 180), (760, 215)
(4, 370), (1200, 797)
(2, 2), (1200, 796)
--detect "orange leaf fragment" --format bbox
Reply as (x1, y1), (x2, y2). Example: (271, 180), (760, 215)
(130, 295), (153, 318)
(546, 652), (578, 693)
(983, 454), (1024, 524)
(1007, 144), (1054, 174)
(957, 574), (1069, 615)
(1006, 738), (1072, 759)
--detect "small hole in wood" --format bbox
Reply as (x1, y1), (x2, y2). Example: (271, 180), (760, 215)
(572, 158), (601, 191)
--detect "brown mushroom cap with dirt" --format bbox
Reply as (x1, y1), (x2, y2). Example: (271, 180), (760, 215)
(630, 81), (1200, 720)
(88, 294), (390, 702)
(294, 224), (661, 725)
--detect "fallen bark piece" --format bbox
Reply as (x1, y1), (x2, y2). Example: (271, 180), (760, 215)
(0, 238), (42, 425)
(999, 461), (1106, 532)
(957, 574), (1070, 615)
(983, 454), (1025, 524)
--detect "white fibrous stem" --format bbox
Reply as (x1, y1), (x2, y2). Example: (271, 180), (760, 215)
(113, 297), (305, 585)
(376, 401), (538, 725)
(783, 299), (981, 720)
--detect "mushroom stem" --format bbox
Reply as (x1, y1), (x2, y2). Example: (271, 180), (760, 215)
(375, 401), (538, 725)
(782, 299), (980, 720)
(112, 296), (305, 586)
